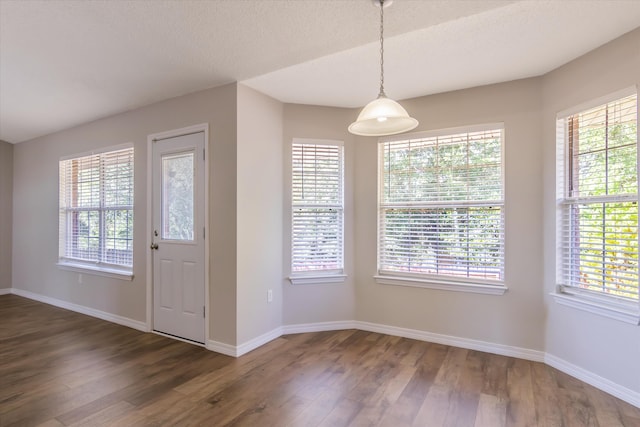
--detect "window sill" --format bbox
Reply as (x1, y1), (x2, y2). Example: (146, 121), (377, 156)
(288, 274), (347, 285)
(57, 262), (134, 281)
(374, 275), (508, 295)
(551, 291), (639, 325)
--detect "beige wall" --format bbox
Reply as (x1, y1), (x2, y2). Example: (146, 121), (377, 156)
(0, 140), (12, 290)
(11, 83), (238, 345)
(282, 104), (357, 325)
(353, 79), (545, 351)
(542, 28), (640, 393)
(236, 84), (284, 343)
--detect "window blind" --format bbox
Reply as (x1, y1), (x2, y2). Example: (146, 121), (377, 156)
(59, 146), (134, 269)
(291, 141), (344, 273)
(557, 93), (638, 301)
(379, 127), (504, 283)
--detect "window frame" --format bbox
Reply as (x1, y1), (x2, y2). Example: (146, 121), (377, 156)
(288, 138), (346, 285)
(375, 124), (507, 295)
(57, 144), (134, 280)
(554, 86), (640, 324)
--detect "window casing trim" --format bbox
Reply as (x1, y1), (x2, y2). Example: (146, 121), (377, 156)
(57, 261), (133, 280)
(288, 272), (347, 285)
(551, 287), (639, 325)
(377, 123), (505, 292)
(290, 138), (345, 280)
(375, 273), (507, 295)
(379, 122), (506, 143)
(556, 86), (637, 120)
(59, 144), (134, 273)
(555, 89), (639, 318)
(59, 142), (134, 162)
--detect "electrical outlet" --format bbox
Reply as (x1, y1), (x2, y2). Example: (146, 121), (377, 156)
(267, 289), (273, 303)
(78, 274), (83, 284)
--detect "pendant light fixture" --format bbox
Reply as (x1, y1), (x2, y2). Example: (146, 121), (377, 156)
(348, 0), (418, 137)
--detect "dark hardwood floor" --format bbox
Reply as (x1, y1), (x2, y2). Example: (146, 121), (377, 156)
(1, 294), (639, 427)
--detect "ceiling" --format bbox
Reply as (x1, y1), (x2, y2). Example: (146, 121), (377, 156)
(1, 0), (639, 144)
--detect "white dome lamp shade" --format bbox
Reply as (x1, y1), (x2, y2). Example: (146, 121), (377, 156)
(348, 95), (418, 136)
(348, 0), (418, 137)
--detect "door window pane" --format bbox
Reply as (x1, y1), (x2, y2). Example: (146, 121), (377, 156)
(162, 152), (194, 241)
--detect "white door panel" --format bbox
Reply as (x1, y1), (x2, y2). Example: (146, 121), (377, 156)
(152, 132), (205, 343)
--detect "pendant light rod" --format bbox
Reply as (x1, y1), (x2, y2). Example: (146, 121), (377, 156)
(378, 0), (385, 97)
(348, 0), (418, 137)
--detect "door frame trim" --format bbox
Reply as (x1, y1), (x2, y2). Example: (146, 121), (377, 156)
(146, 123), (210, 344)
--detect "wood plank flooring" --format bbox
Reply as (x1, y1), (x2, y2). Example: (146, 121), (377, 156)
(1, 294), (639, 427)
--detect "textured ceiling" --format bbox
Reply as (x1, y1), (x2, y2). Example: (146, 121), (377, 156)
(1, 0), (639, 143)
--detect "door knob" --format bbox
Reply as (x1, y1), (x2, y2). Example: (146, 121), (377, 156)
(150, 243), (159, 250)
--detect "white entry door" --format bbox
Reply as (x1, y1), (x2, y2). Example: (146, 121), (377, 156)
(152, 131), (205, 343)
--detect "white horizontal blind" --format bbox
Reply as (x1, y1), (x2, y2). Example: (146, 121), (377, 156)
(59, 147), (134, 268)
(291, 141), (344, 273)
(557, 93), (638, 301)
(379, 127), (504, 282)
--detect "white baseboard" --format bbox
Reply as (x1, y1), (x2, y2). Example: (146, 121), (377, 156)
(280, 320), (543, 363)
(10, 288), (148, 332)
(355, 321), (545, 362)
(207, 321), (357, 358)
(545, 354), (640, 408)
(206, 340), (238, 357)
(236, 327), (283, 357)
(281, 320), (357, 335)
(208, 327), (283, 358)
(0, 288), (11, 295)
